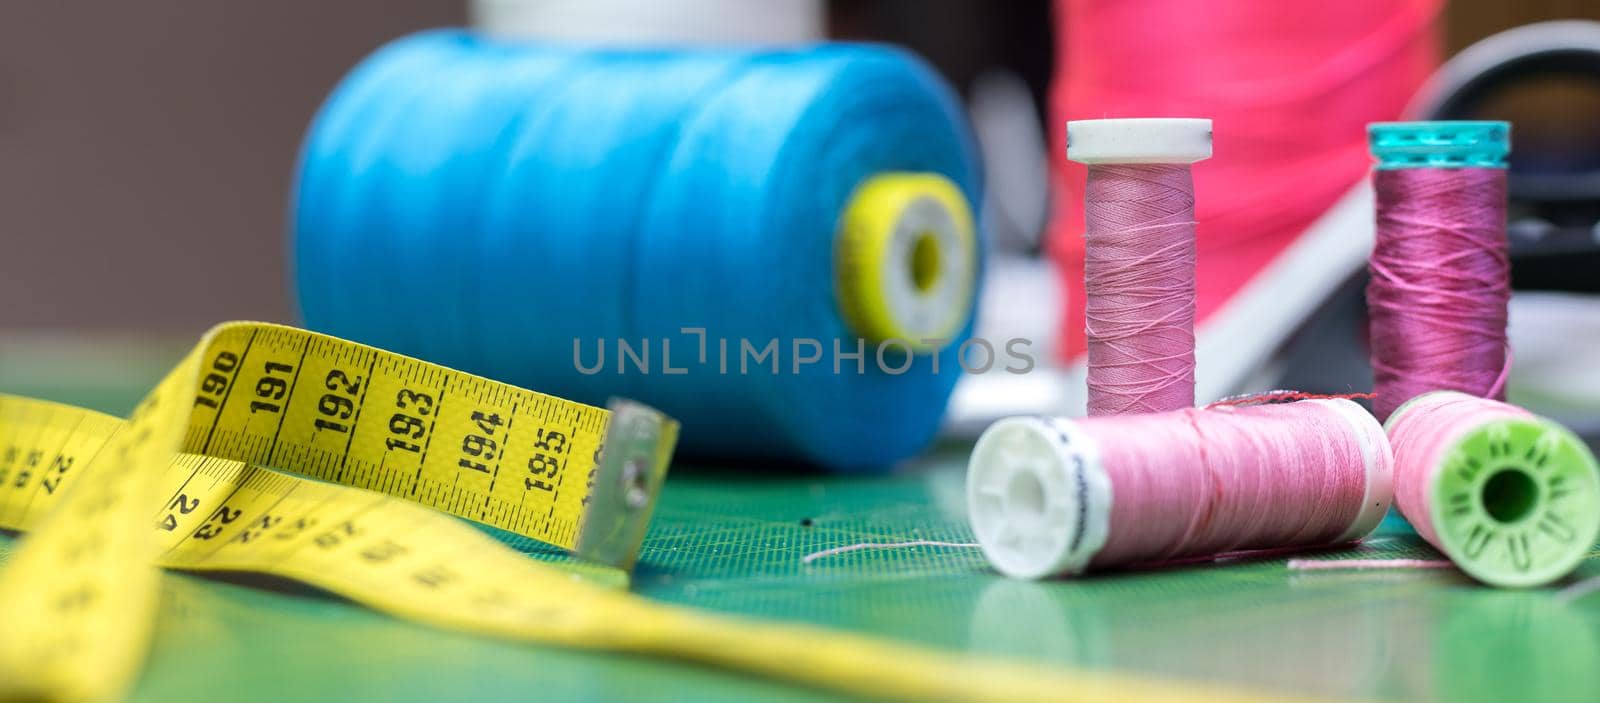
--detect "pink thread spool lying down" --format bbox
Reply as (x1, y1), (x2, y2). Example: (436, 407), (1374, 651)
(967, 399), (1393, 578)
(1068, 118), (1211, 415)
(1386, 391), (1600, 587)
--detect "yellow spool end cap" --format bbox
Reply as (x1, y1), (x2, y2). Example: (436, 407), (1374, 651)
(834, 172), (977, 351)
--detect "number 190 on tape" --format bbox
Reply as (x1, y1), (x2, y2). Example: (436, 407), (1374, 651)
(0, 322), (678, 702)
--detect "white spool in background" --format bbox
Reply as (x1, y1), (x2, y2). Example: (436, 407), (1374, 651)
(471, 0), (825, 45)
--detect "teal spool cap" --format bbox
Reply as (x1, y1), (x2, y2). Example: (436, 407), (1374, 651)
(1368, 121), (1509, 169)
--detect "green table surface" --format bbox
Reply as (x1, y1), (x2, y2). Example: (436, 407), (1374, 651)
(1, 335), (1597, 703)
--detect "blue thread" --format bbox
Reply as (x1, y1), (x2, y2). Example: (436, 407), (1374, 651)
(291, 31), (983, 472)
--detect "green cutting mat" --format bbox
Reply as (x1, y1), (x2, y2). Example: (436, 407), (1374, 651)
(1, 336), (1597, 703)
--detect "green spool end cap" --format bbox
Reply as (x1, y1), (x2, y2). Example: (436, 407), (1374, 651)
(1427, 413), (1600, 587)
(1369, 121), (1510, 169)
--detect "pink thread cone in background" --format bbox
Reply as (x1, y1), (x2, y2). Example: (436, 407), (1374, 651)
(1050, 0), (1441, 364)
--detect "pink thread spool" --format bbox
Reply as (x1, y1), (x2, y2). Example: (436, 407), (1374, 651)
(1367, 121), (1511, 420)
(1386, 391), (1600, 587)
(967, 399), (1392, 578)
(1068, 118), (1211, 415)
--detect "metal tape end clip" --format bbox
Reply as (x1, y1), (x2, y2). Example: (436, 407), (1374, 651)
(572, 398), (679, 570)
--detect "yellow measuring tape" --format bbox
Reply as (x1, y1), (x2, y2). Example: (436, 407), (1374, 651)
(0, 322), (1306, 703)
(0, 322), (674, 701)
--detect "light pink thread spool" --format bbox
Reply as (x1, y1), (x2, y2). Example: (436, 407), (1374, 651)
(967, 399), (1393, 579)
(1069, 118), (1211, 415)
(1385, 391), (1600, 587)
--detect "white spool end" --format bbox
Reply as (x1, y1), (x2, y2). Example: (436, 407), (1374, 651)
(1067, 118), (1213, 165)
(967, 416), (1112, 579)
(1312, 398), (1396, 543)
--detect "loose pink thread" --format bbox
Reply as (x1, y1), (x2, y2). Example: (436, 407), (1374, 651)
(1207, 390), (1375, 408)
(1368, 167), (1510, 420)
(1084, 164), (1197, 415)
(1085, 400), (1380, 568)
(1386, 392), (1530, 551)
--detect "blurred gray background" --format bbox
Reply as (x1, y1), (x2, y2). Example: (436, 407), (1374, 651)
(0, 1), (461, 332)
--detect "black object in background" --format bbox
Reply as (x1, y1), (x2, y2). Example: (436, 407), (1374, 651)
(1416, 21), (1600, 293)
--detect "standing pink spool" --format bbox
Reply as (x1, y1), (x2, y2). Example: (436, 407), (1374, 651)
(966, 398), (1392, 578)
(1367, 121), (1511, 420)
(1068, 118), (1211, 414)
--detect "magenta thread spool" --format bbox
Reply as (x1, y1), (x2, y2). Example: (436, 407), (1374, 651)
(1367, 121), (1511, 420)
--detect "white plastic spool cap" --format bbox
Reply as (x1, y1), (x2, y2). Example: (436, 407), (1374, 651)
(966, 416), (1112, 579)
(1067, 118), (1213, 165)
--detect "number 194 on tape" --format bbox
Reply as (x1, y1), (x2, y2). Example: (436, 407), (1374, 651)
(0, 322), (678, 703)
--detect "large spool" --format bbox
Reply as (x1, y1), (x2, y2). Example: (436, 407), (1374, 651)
(292, 31), (982, 472)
